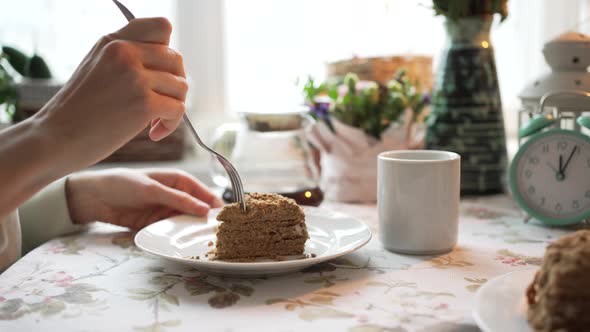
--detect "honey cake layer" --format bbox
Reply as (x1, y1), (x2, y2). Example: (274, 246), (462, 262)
(216, 193), (304, 223)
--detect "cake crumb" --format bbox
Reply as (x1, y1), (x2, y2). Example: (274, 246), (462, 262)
(311, 253), (317, 258)
(208, 241), (214, 247)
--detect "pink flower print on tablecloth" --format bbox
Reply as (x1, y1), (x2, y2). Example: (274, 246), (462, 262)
(44, 271), (74, 287)
(495, 256), (527, 266)
(44, 238), (85, 255)
(434, 303), (449, 310)
(495, 249), (542, 267)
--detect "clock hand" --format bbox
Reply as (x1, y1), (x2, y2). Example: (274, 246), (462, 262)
(558, 155), (564, 174)
(561, 145), (579, 175)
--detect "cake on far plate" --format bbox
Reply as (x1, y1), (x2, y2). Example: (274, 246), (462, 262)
(526, 230), (590, 332)
(213, 193), (309, 261)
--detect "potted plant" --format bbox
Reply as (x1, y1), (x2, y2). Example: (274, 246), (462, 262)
(1, 45), (59, 124)
(303, 70), (429, 202)
(425, 0), (509, 195)
(0, 52), (17, 128)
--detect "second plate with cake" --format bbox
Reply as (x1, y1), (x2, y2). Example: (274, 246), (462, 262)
(134, 206), (372, 277)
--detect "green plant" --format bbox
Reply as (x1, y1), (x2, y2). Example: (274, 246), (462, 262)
(0, 45), (53, 122)
(303, 70), (429, 140)
(432, 0), (508, 22)
(0, 53), (17, 122)
(2, 46), (52, 79)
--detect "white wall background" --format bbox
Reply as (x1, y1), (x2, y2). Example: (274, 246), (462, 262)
(222, 0), (590, 134)
(0, 0), (176, 78)
(1, 0), (589, 136)
(493, 0), (590, 133)
(223, 0), (446, 114)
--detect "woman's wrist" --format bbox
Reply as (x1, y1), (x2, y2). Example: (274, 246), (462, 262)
(65, 174), (81, 224)
(65, 173), (96, 225)
(0, 115), (71, 217)
(34, 104), (87, 176)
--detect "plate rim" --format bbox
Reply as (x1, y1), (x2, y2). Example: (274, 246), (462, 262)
(472, 268), (537, 332)
(134, 206), (372, 269)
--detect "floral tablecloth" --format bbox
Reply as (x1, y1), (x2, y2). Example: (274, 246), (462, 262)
(0, 195), (584, 332)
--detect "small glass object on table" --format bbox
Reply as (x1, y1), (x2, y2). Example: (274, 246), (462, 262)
(210, 107), (323, 206)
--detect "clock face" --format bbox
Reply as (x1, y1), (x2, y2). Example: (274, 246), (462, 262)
(511, 129), (590, 225)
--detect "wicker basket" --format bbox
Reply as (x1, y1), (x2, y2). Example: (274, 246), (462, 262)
(326, 55), (433, 91)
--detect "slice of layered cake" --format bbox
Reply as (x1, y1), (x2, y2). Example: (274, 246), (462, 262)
(213, 193), (309, 261)
(526, 230), (590, 331)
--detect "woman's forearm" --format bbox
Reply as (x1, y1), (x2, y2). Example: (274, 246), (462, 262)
(0, 116), (67, 219)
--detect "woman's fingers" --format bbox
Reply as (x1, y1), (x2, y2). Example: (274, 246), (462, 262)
(112, 17), (173, 45)
(148, 70), (188, 101)
(101, 28), (188, 142)
(147, 170), (224, 208)
(149, 181), (210, 216)
(180, 175), (224, 208)
(135, 43), (185, 77)
(107, 41), (184, 77)
(149, 116), (182, 141)
(137, 45), (187, 141)
(147, 91), (185, 141)
(147, 69), (187, 140)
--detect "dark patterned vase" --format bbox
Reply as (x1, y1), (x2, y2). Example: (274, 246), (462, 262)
(426, 16), (507, 195)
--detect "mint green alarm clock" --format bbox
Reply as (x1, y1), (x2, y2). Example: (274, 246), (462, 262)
(510, 127), (590, 225)
(510, 91), (590, 225)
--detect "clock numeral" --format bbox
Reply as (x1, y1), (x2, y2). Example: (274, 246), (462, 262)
(525, 170), (532, 178)
(586, 190), (590, 199)
(540, 197), (546, 207)
(573, 200), (580, 209)
(555, 203), (563, 213)
(527, 186), (536, 195)
(528, 156), (539, 165)
(557, 141), (568, 151)
(542, 144), (549, 153)
(587, 158), (590, 168)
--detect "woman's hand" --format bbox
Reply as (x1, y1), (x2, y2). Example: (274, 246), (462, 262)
(36, 17), (188, 176)
(0, 18), (191, 218)
(65, 169), (223, 230)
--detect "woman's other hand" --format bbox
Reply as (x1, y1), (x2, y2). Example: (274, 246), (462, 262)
(65, 169), (224, 230)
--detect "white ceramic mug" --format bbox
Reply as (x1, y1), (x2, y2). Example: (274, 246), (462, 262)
(378, 150), (460, 255)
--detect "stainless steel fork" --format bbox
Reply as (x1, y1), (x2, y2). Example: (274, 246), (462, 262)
(111, 0), (246, 211)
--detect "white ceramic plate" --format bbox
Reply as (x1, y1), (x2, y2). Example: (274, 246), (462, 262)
(135, 207), (372, 277)
(473, 269), (537, 332)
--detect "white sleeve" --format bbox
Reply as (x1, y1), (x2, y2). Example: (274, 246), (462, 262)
(19, 177), (87, 254)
